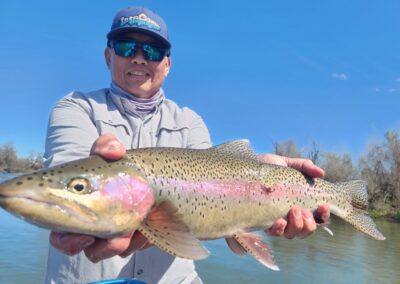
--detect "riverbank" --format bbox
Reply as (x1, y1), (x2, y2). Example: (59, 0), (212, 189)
(370, 210), (400, 222)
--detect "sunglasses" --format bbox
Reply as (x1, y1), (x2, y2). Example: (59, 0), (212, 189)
(111, 39), (169, 62)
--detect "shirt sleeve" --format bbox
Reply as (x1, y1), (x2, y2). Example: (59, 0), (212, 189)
(43, 93), (99, 167)
(186, 110), (212, 149)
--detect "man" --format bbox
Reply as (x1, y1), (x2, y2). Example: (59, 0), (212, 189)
(44, 6), (330, 284)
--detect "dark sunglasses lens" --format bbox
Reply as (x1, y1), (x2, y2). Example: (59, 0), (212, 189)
(113, 41), (136, 57)
(143, 44), (165, 61)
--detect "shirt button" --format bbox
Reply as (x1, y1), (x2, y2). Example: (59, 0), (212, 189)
(137, 269), (143, 275)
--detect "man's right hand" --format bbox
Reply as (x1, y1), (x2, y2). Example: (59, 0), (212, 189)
(49, 133), (152, 263)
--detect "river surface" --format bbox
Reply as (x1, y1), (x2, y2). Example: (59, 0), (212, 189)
(0, 173), (399, 284)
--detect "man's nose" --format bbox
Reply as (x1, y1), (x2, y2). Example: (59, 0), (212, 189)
(130, 49), (147, 65)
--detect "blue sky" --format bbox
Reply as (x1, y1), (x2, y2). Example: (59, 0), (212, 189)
(1, 1), (399, 159)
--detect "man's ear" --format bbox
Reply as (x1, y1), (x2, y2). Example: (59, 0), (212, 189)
(104, 47), (111, 69)
(164, 56), (171, 76)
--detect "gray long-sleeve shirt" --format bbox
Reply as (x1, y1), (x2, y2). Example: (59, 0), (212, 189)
(43, 88), (211, 284)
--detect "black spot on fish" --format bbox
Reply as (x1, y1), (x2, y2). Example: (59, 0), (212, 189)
(16, 181), (23, 185)
(27, 177), (33, 180)
(38, 183), (44, 187)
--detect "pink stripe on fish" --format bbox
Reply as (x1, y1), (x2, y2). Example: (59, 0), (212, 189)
(100, 175), (154, 216)
(154, 178), (331, 201)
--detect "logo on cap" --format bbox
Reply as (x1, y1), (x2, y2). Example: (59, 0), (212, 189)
(120, 13), (161, 31)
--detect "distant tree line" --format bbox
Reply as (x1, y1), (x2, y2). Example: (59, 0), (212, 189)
(274, 130), (400, 219)
(0, 142), (43, 172)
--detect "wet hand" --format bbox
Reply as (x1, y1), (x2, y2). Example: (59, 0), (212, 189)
(49, 133), (152, 262)
(258, 154), (331, 239)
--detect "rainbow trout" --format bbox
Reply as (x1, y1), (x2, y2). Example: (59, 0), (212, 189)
(0, 140), (385, 270)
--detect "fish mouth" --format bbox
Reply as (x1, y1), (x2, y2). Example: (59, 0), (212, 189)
(0, 193), (99, 232)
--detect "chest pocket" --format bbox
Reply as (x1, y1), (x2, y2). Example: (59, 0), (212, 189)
(94, 119), (131, 145)
(156, 124), (189, 148)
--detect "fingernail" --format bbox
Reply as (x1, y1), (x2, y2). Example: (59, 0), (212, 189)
(294, 208), (301, 218)
(106, 141), (121, 151)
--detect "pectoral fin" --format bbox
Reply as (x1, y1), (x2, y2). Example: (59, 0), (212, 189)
(225, 233), (279, 271)
(138, 201), (209, 260)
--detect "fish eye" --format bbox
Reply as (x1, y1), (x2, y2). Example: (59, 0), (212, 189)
(68, 178), (91, 194)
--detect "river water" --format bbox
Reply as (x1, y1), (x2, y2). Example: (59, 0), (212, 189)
(0, 173), (399, 284)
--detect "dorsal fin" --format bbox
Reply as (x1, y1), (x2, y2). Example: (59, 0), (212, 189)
(213, 140), (260, 161)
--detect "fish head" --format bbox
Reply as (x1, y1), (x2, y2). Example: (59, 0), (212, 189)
(0, 155), (155, 238)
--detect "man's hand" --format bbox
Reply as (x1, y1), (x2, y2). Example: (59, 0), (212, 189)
(259, 154), (330, 239)
(50, 133), (151, 262)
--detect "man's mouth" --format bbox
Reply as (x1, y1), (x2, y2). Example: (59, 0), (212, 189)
(128, 71), (148, 76)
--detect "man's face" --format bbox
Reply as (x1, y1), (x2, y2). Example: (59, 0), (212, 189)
(105, 33), (171, 98)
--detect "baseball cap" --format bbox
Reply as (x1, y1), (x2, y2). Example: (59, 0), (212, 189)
(107, 6), (171, 49)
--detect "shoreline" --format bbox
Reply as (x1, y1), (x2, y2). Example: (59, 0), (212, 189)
(370, 211), (400, 223)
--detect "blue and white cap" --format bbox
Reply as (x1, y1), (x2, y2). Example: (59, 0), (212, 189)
(107, 6), (171, 48)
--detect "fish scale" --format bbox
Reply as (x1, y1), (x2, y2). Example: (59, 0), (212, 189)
(0, 140), (385, 271)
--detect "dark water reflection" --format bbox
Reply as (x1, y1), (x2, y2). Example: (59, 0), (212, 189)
(0, 174), (399, 284)
(197, 218), (400, 284)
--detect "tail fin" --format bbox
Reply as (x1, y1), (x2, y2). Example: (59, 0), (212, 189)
(338, 180), (386, 240)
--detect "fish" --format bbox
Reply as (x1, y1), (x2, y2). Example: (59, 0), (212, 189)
(0, 140), (385, 271)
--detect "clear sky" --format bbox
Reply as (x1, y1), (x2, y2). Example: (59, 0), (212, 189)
(1, 1), (399, 159)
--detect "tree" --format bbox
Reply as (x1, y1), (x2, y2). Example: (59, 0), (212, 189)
(274, 139), (302, 158)
(0, 142), (18, 171)
(0, 142), (43, 172)
(307, 141), (321, 165)
(321, 152), (358, 183)
(359, 131), (400, 211)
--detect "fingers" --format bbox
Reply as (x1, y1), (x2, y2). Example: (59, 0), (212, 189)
(50, 230), (151, 263)
(314, 204), (331, 224)
(285, 157), (325, 178)
(258, 154), (287, 166)
(258, 154), (325, 178)
(119, 231), (152, 258)
(82, 231), (152, 263)
(90, 133), (126, 160)
(296, 209), (317, 239)
(266, 206), (320, 239)
(49, 232), (95, 256)
(267, 218), (287, 237)
(283, 206), (304, 239)
(83, 234), (133, 263)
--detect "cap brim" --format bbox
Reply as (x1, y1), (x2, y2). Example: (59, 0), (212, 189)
(107, 27), (171, 49)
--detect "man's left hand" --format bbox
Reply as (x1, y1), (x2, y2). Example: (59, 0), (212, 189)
(258, 154), (330, 239)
